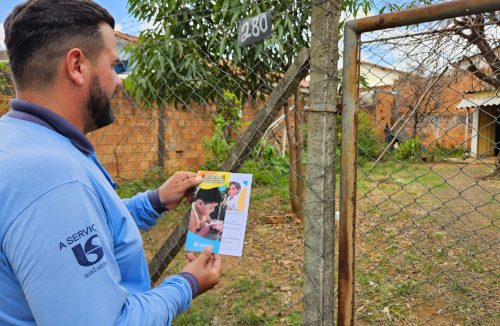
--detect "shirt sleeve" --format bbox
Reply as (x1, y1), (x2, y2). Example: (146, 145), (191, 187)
(3, 181), (191, 326)
(122, 190), (161, 231)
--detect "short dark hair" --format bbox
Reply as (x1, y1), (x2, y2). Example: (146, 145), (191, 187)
(195, 188), (223, 204)
(4, 0), (115, 90)
(229, 181), (241, 191)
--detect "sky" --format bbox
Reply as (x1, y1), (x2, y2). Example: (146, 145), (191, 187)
(0, 0), (394, 50)
(0, 0), (141, 49)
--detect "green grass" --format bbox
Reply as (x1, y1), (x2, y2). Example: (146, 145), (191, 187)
(286, 311), (301, 325)
(174, 295), (219, 325)
(174, 277), (282, 325)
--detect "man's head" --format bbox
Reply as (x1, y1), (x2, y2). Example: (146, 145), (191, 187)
(4, 0), (120, 132)
(195, 188), (223, 217)
(4, 0), (115, 90)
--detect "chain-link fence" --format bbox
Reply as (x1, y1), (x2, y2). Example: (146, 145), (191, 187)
(341, 2), (499, 325)
(2, 0), (498, 325)
(1, 1), (320, 325)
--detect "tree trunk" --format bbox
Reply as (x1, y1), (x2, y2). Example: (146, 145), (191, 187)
(293, 86), (305, 218)
(496, 151), (500, 173)
(283, 102), (300, 214)
(413, 109), (419, 137)
(157, 104), (166, 171)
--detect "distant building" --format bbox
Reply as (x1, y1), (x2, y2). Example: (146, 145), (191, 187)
(357, 61), (406, 110)
(359, 61), (405, 88)
(114, 31), (139, 77)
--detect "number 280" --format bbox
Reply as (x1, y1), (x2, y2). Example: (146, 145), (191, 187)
(241, 15), (269, 43)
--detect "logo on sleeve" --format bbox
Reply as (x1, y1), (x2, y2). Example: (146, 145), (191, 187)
(71, 234), (104, 266)
(59, 224), (104, 267)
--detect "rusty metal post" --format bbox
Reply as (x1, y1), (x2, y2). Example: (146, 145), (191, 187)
(349, 0), (500, 33)
(338, 1), (500, 325)
(338, 24), (359, 326)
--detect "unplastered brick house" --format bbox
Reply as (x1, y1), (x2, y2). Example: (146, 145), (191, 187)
(360, 58), (499, 159)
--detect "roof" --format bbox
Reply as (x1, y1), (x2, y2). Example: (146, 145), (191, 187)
(360, 61), (407, 74)
(114, 31), (138, 44)
(456, 90), (500, 109)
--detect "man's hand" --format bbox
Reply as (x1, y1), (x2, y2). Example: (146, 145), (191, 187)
(182, 246), (222, 295)
(158, 171), (202, 210)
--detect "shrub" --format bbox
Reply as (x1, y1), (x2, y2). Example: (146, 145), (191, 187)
(429, 142), (469, 160)
(240, 142), (289, 186)
(202, 91), (241, 170)
(358, 110), (385, 161)
(0, 62), (14, 96)
(395, 136), (422, 161)
(337, 110), (384, 166)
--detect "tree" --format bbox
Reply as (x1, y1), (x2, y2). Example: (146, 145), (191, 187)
(126, 0), (310, 105)
(392, 58), (447, 142)
(374, 3), (499, 175)
(125, 0), (379, 215)
(125, 0), (311, 215)
(0, 63), (14, 96)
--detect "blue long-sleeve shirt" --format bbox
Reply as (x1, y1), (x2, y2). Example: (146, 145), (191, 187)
(0, 100), (193, 325)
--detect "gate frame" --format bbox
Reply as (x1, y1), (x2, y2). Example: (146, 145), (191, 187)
(339, 0), (500, 325)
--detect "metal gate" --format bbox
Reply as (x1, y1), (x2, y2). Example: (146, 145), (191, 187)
(340, 0), (500, 324)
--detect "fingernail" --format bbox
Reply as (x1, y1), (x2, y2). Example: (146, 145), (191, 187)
(195, 176), (203, 182)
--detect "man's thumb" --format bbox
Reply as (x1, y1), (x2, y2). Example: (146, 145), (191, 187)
(199, 245), (214, 261)
(184, 176), (203, 189)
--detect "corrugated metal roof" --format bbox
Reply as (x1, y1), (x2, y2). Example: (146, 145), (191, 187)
(456, 94), (500, 109)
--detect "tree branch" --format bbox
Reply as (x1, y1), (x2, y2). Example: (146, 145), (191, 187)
(465, 58), (500, 88)
(455, 13), (500, 87)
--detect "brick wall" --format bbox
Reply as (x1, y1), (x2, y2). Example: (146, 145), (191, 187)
(1, 90), (259, 180)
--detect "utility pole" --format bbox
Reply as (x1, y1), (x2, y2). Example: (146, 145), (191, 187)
(303, 0), (340, 324)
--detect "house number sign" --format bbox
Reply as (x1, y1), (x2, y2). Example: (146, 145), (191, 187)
(237, 11), (272, 46)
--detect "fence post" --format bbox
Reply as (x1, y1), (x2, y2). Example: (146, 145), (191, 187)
(303, 0), (340, 324)
(338, 23), (358, 326)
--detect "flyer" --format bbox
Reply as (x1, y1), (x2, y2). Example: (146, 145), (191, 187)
(185, 171), (252, 256)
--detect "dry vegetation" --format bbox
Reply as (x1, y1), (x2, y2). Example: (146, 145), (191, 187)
(118, 160), (499, 325)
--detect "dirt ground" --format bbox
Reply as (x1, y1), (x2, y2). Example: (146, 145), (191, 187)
(141, 161), (498, 325)
(355, 161), (499, 325)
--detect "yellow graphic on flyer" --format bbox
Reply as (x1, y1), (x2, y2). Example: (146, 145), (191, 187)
(197, 171), (230, 189)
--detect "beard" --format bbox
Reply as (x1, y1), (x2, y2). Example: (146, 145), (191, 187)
(85, 76), (115, 132)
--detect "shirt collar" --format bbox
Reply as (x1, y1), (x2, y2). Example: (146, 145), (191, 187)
(7, 98), (95, 154)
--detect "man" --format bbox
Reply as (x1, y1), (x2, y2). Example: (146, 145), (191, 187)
(0, 1), (222, 325)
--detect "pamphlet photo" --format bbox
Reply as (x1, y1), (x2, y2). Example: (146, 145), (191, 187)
(185, 171), (252, 256)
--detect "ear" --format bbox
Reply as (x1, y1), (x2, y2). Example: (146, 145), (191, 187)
(65, 48), (89, 86)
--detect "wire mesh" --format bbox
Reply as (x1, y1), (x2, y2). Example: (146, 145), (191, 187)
(4, 1), (497, 325)
(352, 14), (499, 325)
(1, 2), (316, 325)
